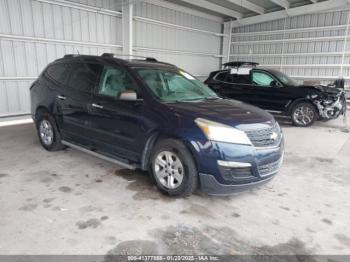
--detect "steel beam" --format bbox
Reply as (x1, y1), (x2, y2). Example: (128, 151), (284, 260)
(232, 35), (350, 44)
(232, 0), (350, 27)
(0, 33), (123, 48)
(34, 0), (122, 16)
(178, 0), (243, 19)
(268, 0), (290, 9)
(133, 46), (223, 58)
(226, 0), (265, 14)
(144, 0), (223, 22)
(133, 16), (226, 37)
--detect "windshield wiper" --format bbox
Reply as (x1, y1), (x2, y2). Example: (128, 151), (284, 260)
(167, 97), (219, 103)
(204, 96), (220, 100)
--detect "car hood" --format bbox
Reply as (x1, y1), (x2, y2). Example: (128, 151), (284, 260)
(297, 84), (342, 95)
(165, 99), (275, 128)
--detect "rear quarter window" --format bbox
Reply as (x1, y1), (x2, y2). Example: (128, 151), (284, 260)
(46, 63), (69, 84)
(67, 63), (102, 93)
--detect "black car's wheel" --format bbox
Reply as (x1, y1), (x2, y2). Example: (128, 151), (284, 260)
(291, 102), (317, 127)
(35, 112), (65, 151)
(150, 139), (198, 197)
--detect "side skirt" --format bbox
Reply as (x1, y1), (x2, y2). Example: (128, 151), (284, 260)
(61, 140), (137, 170)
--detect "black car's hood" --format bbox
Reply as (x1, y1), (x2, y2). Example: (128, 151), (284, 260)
(297, 84), (342, 95)
(165, 98), (275, 128)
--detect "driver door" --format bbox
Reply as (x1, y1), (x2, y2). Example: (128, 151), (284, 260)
(86, 66), (145, 162)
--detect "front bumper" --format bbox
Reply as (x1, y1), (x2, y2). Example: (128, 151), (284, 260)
(199, 173), (275, 196)
(314, 91), (347, 120)
(189, 136), (284, 195)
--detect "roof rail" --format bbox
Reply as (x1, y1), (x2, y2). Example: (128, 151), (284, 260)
(145, 57), (157, 62)
(63, 54), (80, 58)
(101, 53), (158, 62)
(101, 53), (114, 58)
(223, 61), (259, 68)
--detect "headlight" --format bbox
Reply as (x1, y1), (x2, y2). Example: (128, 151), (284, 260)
(194, 118), (252, 145)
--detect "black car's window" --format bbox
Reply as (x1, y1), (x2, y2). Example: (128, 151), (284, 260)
(97, 67), (136, 98)
(46, 63), (69, 84)
(227, 74), (251, 84)
(67, 63), (102, 93)
(252, 71), (275, 87)
(215, 72), (228, 81)
(271, 70), (298, 86)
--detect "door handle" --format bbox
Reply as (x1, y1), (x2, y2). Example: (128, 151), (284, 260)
(57, 95), (66, 100)
(92, 103), (104, 109)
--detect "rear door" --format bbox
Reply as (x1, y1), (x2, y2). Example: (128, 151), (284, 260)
(250, 70), (290, 111)
(86, 65), (145, 162)
(44, 63), (71, 124)
(210, 70), (256, 104)
(223, 72), (256, 104)
(57, 62), (102, 146)
(207, 71), (229, 95)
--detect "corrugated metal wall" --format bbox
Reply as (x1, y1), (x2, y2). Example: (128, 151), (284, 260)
(0, 0), (124, 117)
(133, 1), (223, 79)
(0, 0), (224, 117)
(231, 10), (350, 86)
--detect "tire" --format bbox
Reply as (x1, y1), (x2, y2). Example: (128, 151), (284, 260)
(291, 102), (317, 127)
(150, 138), (198, 197)
(35, 111), (65, 151)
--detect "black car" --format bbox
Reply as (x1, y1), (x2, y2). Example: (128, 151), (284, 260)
(30, 54), (284, 197)
(205, 62), (347, 127)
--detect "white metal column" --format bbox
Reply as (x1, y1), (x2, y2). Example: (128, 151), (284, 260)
(122, 0), (133, 57)
(222, 20), (233, 65)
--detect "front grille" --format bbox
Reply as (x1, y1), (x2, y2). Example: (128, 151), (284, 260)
(244, 123), (281, 147)
(258, 158), (283, 177)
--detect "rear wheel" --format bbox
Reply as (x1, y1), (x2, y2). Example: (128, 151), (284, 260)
(291, 102), (317, 127)
(36, 112), (65, 151)
(150, 139), (198, 197)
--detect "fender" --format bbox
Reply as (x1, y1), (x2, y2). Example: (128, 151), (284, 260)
(286, 98), (316, 115)
(140, 132), (160, 170)
(140, 130), (201, 173)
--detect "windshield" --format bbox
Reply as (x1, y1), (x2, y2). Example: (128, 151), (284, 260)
(136, 69), (218, 102)
(272, 70), (299, 87)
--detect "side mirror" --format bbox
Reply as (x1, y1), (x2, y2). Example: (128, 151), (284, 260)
(270, 80), (280, 88)
(119, 90), (138, 101)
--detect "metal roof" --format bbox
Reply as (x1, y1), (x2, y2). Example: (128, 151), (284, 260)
(169, 0), (350, 26)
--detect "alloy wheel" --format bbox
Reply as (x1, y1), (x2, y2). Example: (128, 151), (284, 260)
(39, 119), (54, 146)
(293, 106), (314, 126)
(154, 151), (184, 189)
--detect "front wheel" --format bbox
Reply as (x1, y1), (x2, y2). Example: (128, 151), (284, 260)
(150, 139), (198, 197)
(291, 102), (317, 127)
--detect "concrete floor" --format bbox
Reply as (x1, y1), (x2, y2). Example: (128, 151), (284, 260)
(0, 115), (350, 256)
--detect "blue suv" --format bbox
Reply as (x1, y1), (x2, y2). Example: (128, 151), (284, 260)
(30, 54), (284, 197)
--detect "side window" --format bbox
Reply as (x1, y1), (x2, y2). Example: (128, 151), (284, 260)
(46, 63), (69, 84)
(67, 63), (102, 93)
(252, 72), (275, 87)
(226, 74), (251, 85)
(215, 72), (228, 82)
(97, 67), (136, 98)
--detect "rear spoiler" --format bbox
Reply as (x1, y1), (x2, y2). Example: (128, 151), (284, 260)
(223, 61), (259, 69)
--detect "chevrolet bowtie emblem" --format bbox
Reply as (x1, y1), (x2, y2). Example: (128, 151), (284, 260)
(270, 132), (278, 140)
